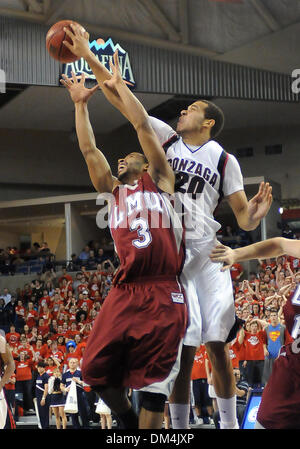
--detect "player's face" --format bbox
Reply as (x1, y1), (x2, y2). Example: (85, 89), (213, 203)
(176, 101), (208, 135)
(117, 153), (147, 182)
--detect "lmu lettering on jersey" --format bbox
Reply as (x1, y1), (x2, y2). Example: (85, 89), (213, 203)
(96, 190), (203, 233)
(110, 189), (168, 229)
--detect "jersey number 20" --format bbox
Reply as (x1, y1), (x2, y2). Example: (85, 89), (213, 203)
(175, 172), (205, 199)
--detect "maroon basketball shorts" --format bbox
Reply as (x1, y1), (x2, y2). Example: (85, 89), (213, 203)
(256, 341), (300, 429)
(82, 276), (187, 395)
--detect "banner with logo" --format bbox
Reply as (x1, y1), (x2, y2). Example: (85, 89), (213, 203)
(62, 37), (136, 88)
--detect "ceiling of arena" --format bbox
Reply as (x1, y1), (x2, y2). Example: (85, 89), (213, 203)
(0, 0), (299, 133)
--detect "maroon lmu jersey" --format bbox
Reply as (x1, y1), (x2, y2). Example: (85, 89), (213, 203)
(257, 284), (300, 429)
(110, 172), (185, 284)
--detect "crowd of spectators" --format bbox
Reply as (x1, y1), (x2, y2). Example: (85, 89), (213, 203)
(0, 242), (119, 427)
(0, 242), (55, 276)
(0, 233), (299, 428)
(0, 238), (116, 276)
(190, 247), (300, 428)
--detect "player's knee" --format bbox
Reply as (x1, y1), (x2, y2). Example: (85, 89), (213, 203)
(140, 392), (167, 413)
(205, 342), (227, 365)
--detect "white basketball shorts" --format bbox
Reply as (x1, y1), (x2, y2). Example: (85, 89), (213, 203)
(180, 237), (235, 347)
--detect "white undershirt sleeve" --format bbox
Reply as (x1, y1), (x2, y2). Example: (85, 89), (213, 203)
(148, 116), (177, 146)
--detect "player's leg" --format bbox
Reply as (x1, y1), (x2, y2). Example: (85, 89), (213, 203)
(163, 401), (170, 429)
(128, 279), (187, 429)
(168, 249), (201, 429)
(138, 392), (166, 429)
(93, 386), (138, 429)
(138, 326), (186, 429)
(205, 341), (238, 429)
(199, 244), (239, 429)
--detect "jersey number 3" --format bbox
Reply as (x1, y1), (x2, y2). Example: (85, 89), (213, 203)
(130, 218), (152, 249)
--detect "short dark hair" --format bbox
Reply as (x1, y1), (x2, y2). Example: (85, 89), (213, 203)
(37, 361), (46, 368)
(201, 100), (225, 138)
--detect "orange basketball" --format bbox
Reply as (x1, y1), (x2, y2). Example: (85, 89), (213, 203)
(46, 20), (84, 63)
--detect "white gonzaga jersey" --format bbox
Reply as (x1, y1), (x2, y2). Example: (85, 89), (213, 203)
(149, 116), (244, 241)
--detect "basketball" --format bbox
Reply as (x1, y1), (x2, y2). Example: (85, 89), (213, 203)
(46, 20), (84, 63)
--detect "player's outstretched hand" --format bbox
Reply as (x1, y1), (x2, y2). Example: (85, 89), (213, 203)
(60, 72), (99, 104)
(63, 23), (91, 59)
(248, 182), (273, 223)
(209, 244), (235, 271)
(103, 51), (124, 91)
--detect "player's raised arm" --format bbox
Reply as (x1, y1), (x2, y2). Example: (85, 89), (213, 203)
(60, 72), (116, 193)
(62, 24), (128, 119)
(103, 52), (175, 193)
(210, 238), (300, 271)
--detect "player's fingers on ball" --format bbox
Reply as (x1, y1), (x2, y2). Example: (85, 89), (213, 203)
(63, 27), (74, 40)
(70, 23), (79, 35)
(63, 40), (73, 51)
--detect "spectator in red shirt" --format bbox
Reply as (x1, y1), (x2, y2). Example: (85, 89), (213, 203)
(59, 278), (73, 300)
(15, 299), (26, 332)
(32, 338), (48, 364)
(89, 274), (101, 297)
(81, 265), (91, 281)
(57, 336), (66, 355)
(238, 320), (267, 388)
(25, 301), (38, 329)
(48, 340), (64, 364)
(49, 294), (64, 321)
(78, 291), (93, 312)
(38, 290), (51, 311)
(66, 305), (76, 324)
(38, 304), (51, 325)
(230, 263), (244, 281)
(17, 335), (34, 360)
(191, 345), (213, 425)
(58, 267), (73, 285)
(6, 324), (20, 348)
(37, 318), (50, 339)
(63, 341), (78, 371)
(45, 356), (61, 376)
(65, 322), (79, 340)
(15, 352), (34, 413)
